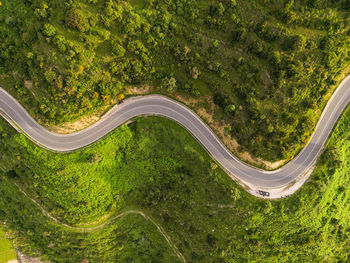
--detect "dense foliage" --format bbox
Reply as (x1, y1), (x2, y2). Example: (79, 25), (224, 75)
(0, 0), (349, 161)
(0, 106), (349, 262)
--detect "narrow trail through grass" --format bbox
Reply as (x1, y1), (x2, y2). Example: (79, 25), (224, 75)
(15, 183), (186, 263)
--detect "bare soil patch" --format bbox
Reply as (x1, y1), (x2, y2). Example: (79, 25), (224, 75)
(48, 99), (118, 134)
(127, 85), (151, 95)
(48, 115), (100, 134)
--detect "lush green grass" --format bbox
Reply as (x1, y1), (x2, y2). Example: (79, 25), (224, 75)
(0, 105), (349, 262)
(0, 227), (17, 263)
(0, 0), (349, 161)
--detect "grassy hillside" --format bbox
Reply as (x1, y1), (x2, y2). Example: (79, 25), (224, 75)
(0, 0), (349, 161)
(0, 105), (348, 262)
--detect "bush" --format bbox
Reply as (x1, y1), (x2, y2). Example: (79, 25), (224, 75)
(182, 82), (200, 97)
(224, 104), (236, 115)
(232, 27), (247, 42)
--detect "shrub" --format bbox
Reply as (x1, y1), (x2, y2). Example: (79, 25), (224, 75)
(117, 94), (125, 101)
(224, 104), (236, 115)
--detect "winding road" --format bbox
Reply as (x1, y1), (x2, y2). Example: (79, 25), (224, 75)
(0, 75), (349, 198)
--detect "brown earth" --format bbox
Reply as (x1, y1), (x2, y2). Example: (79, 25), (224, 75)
(48, 99), (118, 134)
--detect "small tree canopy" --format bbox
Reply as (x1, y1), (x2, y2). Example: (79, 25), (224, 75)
(43, 24), (56, 37)
(161, 77), (177, 93)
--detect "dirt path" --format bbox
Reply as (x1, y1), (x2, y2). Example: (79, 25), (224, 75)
(15, 183), (186, 263)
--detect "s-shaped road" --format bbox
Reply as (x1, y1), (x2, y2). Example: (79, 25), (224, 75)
(0, 75), (349, 198)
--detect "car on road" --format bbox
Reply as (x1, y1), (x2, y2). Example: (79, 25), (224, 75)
(258, 190), (270, 197)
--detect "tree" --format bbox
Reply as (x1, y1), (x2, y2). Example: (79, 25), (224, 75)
(280, 1), (298, 25)
(321, 146), (341, 166)
(66, 8), (89, 32)
(250, 38), (263, 55)
(54, 36), (67, 53)
(218, 3), (225, 16)
(229, 0), (238, 8)
(212, 40), (219, 48)
(190, 67), (200, 79)
(232, 27), (247, 42)
(270, 51), (282, 67)
(42, 24), (56, 37)
(112, 42), (125, 57)
(293, 35), (306, 50)
(34, 2), (49, 19)
(44, 69), (56, 83)
(161, 77), (177, 93)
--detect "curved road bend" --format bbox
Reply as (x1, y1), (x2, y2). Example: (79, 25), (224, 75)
(0, 76), (349, 198)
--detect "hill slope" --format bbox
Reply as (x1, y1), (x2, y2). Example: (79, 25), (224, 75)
(0, 0), (349, 161)
(0, 106), (348, 262)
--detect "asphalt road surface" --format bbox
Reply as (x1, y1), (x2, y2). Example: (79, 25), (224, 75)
(0, 75), (349, 198)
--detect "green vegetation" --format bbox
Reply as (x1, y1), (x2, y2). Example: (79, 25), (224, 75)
(0, 0), (349, 161)
(0, 227), (17, 263)
(0, 0), (349, 261)
(0, 104), (349, 261)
